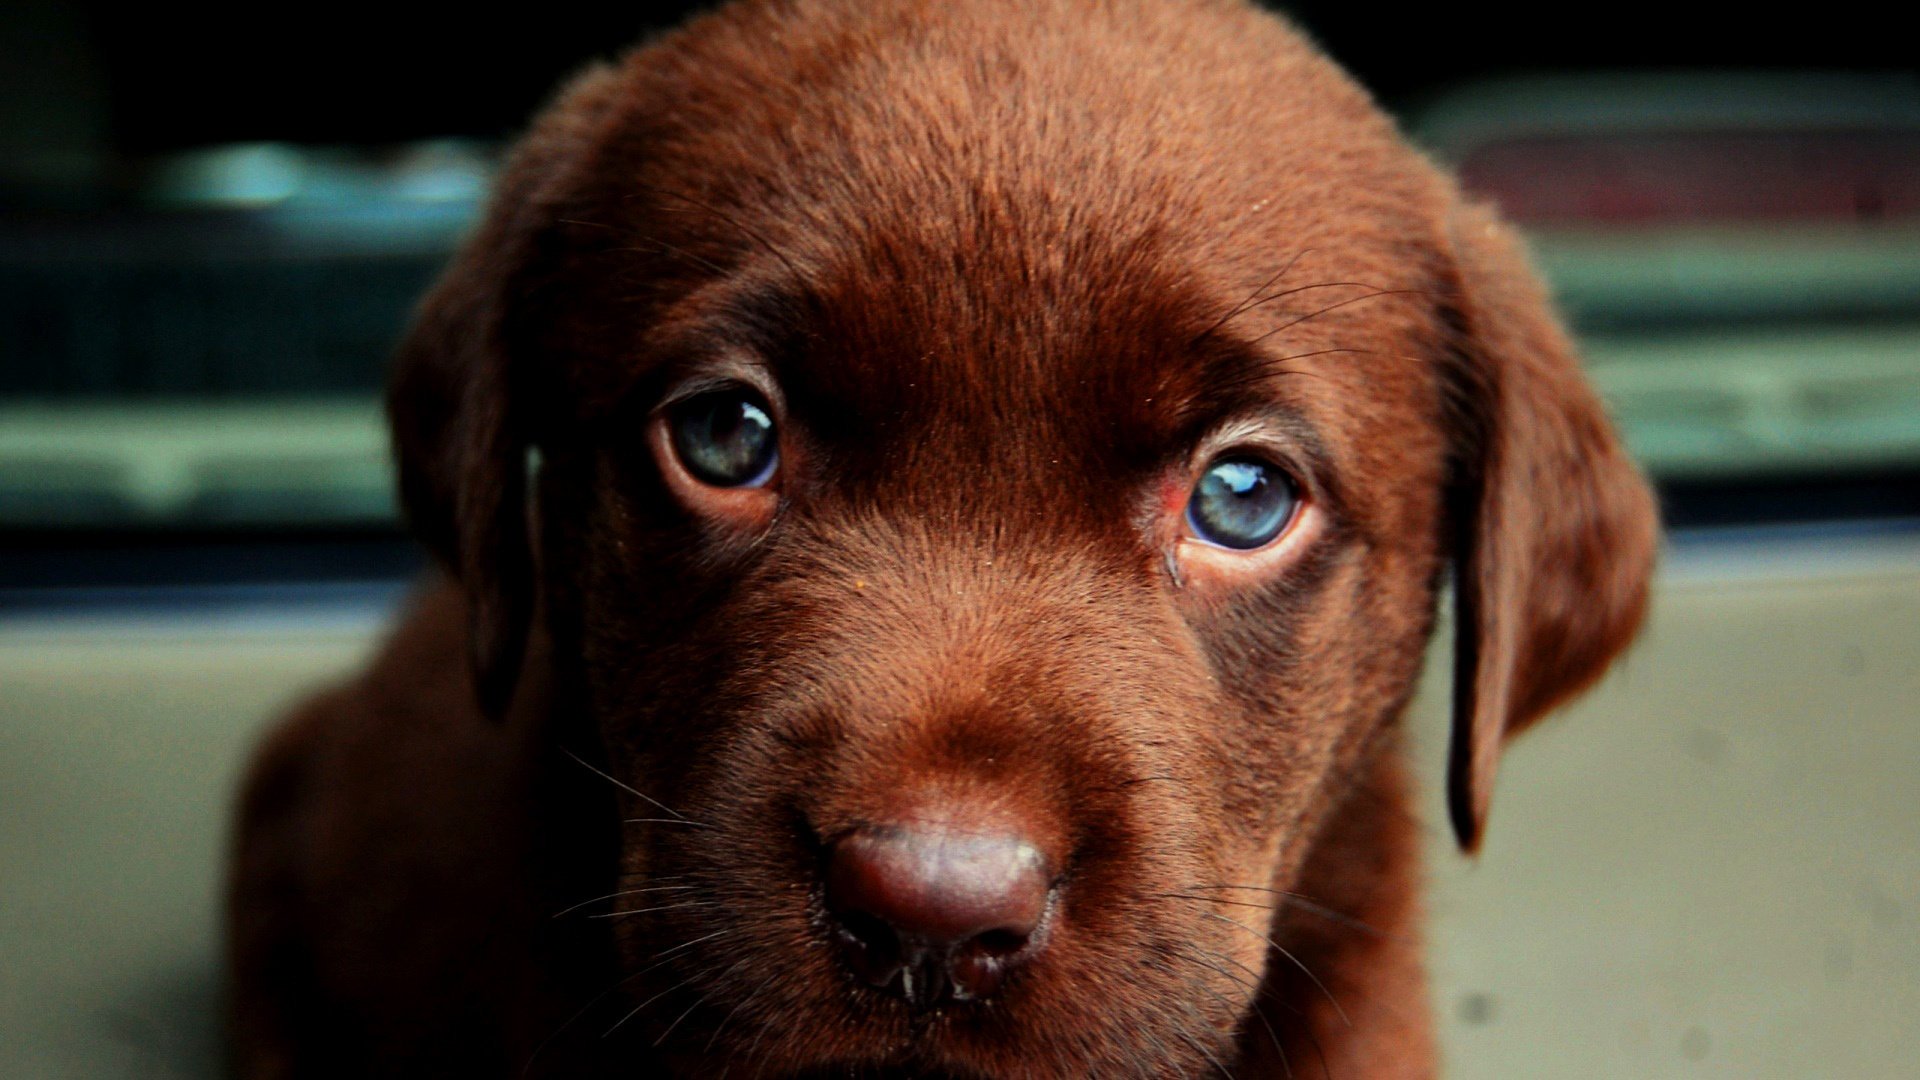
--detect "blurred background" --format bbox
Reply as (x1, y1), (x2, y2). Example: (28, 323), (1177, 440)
(2, 2), (1915, 1076)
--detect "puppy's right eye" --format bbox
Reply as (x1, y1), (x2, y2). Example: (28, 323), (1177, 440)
(667, 389), (779, 488)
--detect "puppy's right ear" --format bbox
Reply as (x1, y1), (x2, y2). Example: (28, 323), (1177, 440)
(388, 64), (622, 718)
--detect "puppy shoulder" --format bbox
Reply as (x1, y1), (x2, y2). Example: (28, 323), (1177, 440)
(229, 581), (490, 884)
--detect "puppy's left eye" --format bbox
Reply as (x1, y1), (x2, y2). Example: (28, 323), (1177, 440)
(1185, 457), (1298, 550)
(667, 389), (779, 488)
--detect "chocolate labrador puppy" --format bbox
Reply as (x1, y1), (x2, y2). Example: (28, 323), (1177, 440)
(226, 0), (1657, 1075)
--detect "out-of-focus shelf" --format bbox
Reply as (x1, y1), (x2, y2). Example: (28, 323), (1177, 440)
(0, 399), (393, 527)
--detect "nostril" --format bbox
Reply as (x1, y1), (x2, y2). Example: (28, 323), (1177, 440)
(833, 908), (905, 988)
(970, 927), (1030, 957)
(836, 909), (897, 954)
(824, 824), (1052, 1004)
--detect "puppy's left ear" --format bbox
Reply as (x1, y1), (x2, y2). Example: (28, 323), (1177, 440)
(1442, 200), (1660, 851)
(388, 64), (622, 718)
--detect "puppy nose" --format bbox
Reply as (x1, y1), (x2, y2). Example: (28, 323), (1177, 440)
(825, 824), (1052, 1005)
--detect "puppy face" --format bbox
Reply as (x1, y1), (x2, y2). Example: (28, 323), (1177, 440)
(389, 1), (1656, 1075)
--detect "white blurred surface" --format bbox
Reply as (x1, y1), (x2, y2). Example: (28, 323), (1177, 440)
(1417, 529), (1920, 1078)
(2, 529), (1916, 1077)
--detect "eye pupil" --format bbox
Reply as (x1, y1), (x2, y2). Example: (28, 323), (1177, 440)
(1186, 457), (1297, 550)
(669, 391), (778, 488)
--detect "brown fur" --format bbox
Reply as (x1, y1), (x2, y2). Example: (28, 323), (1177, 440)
(225, 1), (1658, 1075)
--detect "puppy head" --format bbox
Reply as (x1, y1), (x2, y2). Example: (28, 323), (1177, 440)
(391, 0), (1655, 1073)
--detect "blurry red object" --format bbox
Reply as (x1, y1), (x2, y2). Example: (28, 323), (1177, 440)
(1460, 129), (1920, 226)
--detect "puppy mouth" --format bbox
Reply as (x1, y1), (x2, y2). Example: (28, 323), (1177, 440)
(614, 868), (1240, 1080)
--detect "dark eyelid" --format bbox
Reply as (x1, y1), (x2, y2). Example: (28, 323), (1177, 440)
(605, 346), (781, 422)
(657, 370), (773, 415)
(595, 279), (804, 424)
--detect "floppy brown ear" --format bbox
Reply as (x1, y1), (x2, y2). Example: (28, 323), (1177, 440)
(388, 64), (621, 718)
(1443, 201), (1660, 851)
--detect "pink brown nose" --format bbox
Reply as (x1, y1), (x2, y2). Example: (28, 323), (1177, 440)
(825, 824), (1053, 1005)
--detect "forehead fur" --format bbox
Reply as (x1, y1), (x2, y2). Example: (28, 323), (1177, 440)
(496, 0), (1465, 565)
(539, 4), (1450, 366)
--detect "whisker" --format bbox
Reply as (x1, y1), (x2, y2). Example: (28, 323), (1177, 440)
(639, 184), (811, 287)
(1201, 912), (1352, 1030)
(1184, 884), (1398, 943)
(555, 216), (735, 278)
(1297, 1012), (1337, 1080)
(561, 747), (697, 823)
(1246, 288), (1423, 349)
(653, 955), (752, 1049)
(651, 982), (717, 1048)
(1223, 279), (1384, 335)
(653, 927), (734, 962)
(556, 938), (734, 1050)
(527, 941), (707, 1066)
(591, 899), (718, 920)
(1175, 939), (1280, 998)
(520, 975), (632, 1076)
(624, 817), (715, 828)
(603, 973), (699, 1039)
(1264, 346), (1369, 368)
(524, 885), (727, 1071)
(1172, 946), (1291, 1080)
(615, 241), (732, 277)
(1174, 937), (1317, 1024)
(1158, 891), (1284, 913)
(652, 992), (711, 1048)
(737, 988), (777, 1080)
(553, 884), (700, 920)
(1129, 1007), (1178, 1080)
(705, 971), (776, 1054)
(1194, 249), (1312, 343)
(1174, 1021), (1237, 1079)
(1115, 774), (1189, 791)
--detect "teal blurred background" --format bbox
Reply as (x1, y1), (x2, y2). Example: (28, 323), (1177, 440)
(2, 4), (1916, 1077)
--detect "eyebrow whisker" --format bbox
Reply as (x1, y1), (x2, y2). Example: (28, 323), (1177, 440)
(1194, 248), (1312, 343)
(1246, 288), (1424, 349)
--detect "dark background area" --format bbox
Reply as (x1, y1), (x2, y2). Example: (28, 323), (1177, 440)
(5, 1), (1915, 167)
(3, 0), (1917, 596)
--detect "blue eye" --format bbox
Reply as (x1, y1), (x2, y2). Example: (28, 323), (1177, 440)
(668, 389), (779, 488)
(1186, 457), (1298, 550)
